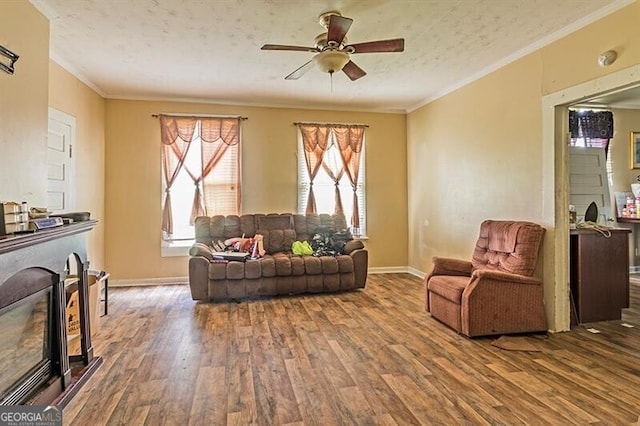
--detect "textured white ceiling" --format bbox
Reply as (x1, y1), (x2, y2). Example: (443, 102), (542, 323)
(30, 0), (629, 112)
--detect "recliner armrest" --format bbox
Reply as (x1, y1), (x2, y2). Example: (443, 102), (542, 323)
(429, 257), (473, 278)
(471, 269), (541, 285)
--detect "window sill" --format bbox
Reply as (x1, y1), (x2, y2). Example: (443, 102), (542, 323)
(161, 239), (194, 257)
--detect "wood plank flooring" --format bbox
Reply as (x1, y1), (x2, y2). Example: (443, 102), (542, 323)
(63, 274), (640, 425)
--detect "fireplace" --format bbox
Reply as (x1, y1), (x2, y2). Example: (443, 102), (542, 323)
(0, 268), (57, 405)
(0, 221), (101, 406)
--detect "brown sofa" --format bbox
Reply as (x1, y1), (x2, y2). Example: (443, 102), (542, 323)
(425, 220), (547, 337)
(188, 213), (368, 301)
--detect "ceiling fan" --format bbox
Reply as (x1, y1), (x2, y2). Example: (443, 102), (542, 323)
(261, 10), (404, 81)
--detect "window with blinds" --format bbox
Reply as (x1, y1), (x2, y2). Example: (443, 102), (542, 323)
(165, 121), (239, 241)
(297, 132), (366, 237)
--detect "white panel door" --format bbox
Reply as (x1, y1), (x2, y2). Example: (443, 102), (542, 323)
(568, 146), (611, 224)
(47, 108), (75, 212)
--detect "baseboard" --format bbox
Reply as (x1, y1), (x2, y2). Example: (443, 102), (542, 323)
(110, 277), (188, 287)
(407, 267), (426, 279)
(368, 266), (411, 274)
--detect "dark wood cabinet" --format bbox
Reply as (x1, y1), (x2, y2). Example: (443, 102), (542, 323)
(570, 228), (630, 324)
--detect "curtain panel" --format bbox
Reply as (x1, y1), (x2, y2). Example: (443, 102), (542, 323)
(297, 123), (366, 227)
(160, 115), (241, 237)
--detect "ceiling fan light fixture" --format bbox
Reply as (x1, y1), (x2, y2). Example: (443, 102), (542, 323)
(314, 50), (349, 74)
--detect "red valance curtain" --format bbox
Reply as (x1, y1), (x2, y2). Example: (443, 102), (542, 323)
(160, 115), (241, 236)
(298, 123), (366, 227)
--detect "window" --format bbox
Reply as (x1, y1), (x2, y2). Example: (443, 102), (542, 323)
(297, 126), (366, 237)
(160, 116), (240, 243)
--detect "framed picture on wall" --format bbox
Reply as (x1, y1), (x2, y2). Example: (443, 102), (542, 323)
(631, 131), (640, 169)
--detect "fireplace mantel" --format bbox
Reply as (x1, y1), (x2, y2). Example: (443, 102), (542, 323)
(0, 221), (102, 406)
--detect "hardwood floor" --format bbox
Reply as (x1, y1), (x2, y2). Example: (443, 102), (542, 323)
(64, 274), (640, 425)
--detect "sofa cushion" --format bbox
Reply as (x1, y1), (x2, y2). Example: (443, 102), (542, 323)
(303, 256), (322, 275)
(257, 214), (293, 231)
(320, 256), (339, 274)
(336, 255), (354, 273)
(274, 253), (292, 276)
(258, 229), (297, 254)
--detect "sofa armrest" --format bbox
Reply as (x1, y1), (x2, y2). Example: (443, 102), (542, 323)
(189, 242), (214, 261)
(349, 248), (368, 288)
(428, 257), (473, 278)
(343, 239), (364, 255)
(188, 256), (210, 301)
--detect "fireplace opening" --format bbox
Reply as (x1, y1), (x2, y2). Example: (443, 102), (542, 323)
(0, 268), (57, 405)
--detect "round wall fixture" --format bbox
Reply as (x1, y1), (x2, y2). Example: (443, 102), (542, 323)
(598, 50), (617, 67)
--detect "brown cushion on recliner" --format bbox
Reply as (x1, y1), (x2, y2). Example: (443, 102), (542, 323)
(427, 275), (468, 304)
(472, 220), (545, 276)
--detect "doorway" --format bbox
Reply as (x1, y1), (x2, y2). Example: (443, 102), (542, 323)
(543, 64), (640, 332)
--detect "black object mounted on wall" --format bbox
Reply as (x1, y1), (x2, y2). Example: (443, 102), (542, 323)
(0, 45), (19, 75)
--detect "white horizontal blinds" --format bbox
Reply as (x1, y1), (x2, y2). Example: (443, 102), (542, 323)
(297, 127), (366, 236)
(201, 143), (238, 216)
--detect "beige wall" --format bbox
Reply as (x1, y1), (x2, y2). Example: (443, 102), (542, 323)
(609, 108), (640, 197)
(105, 100), (407, 280)
(48, 61), (106, 269)
(608, 107), (640, 266)
(407, 1), (640, 332)
(0, 3), (105, 269)
(0, 1), (49, 205)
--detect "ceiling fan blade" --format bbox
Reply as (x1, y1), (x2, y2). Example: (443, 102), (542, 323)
(285, 60), (315, 80)
(347, 38), (405, 53)
(342, 60), (366, 81)
(262, 44), (319, 53)
(327, 15), (353, 45)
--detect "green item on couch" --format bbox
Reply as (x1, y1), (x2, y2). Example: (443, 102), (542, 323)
(292, 240), (313, 256)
